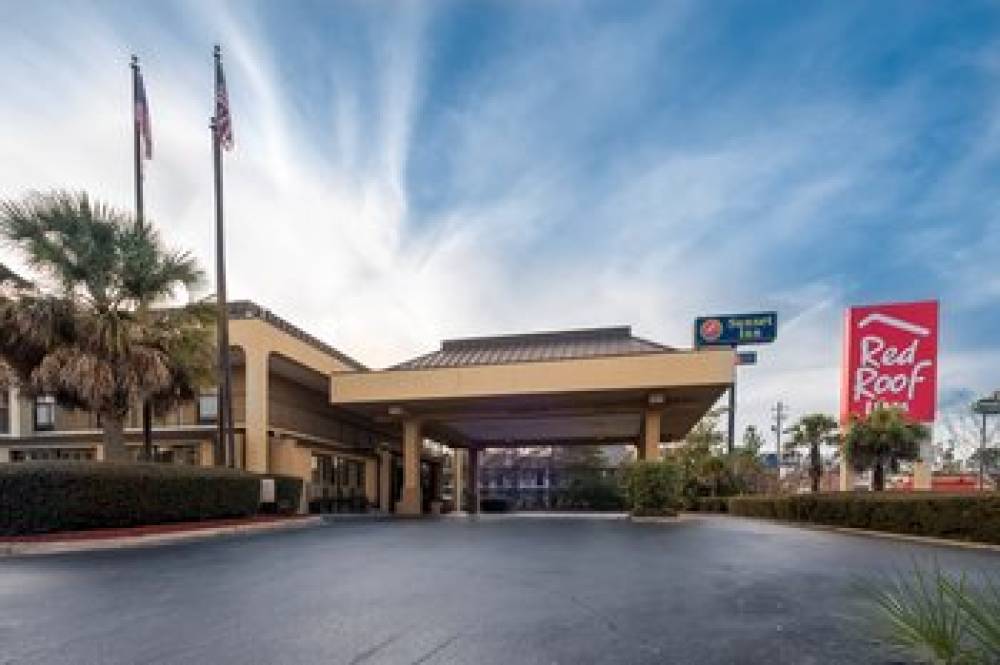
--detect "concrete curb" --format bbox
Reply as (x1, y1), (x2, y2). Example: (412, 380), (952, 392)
(441, 512), (631, 521)
(689, 513), (1000, 554)
(628, 515), (682, 524)
(321, 513), (395, 523)
(0, 516), (323, 557)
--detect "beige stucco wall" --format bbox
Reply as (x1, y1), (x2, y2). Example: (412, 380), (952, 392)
(331, 349), (734, 404)
(270, 374), (348, 443)
(270, 436), (312, 513)
(228, 317), (360, 474)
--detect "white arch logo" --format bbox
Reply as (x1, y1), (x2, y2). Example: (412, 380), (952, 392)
(857, 312), (930, 337)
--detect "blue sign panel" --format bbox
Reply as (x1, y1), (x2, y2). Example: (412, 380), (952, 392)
(694, 311), (777, 347)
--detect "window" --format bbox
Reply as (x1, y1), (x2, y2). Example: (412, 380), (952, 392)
(34, 396), (56, 431)
(537, 470), (545, 487)
(197, 390), (218, 423)
(10, 448), (94, 462)
(0, 390), (8, 434)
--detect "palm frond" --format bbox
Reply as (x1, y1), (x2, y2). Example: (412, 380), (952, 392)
(856, 563), (996, 665)
(0, 191), (128, 302)
(119, 218), (205, 306)
(944, 573), (1000, 661)
(0, 190), (214, 425)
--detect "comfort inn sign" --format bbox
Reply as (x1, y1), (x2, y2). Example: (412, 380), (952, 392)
(694, 311), (777, 348)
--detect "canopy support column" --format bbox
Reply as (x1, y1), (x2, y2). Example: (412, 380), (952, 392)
(452, 447), (465, 512)
(641, 408), (663, 461)
(467, 446), (480, 515)
(396, 418), (423, 516)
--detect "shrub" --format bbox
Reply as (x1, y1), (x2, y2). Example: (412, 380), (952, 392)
(480, 498), (510, 513)
(728, 493), (1000, 544)
(0, 461), (261, 535)
(623, 460), (682, 517)
(564, 475), (627, 511)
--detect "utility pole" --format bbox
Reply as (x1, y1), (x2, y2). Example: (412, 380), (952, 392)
(771, 401), (788, 485)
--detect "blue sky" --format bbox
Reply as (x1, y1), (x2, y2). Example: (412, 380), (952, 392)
(0, 1), (997, 451)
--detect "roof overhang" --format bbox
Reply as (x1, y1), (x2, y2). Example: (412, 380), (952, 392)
(330, 349), (734, 446)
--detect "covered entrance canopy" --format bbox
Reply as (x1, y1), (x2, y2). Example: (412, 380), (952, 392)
(330, 326), (734, 514)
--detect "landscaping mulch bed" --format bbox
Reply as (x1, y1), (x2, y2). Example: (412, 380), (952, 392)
(0, 514), (310, 543)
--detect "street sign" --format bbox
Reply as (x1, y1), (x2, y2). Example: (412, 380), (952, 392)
(973, 396), (1000, 415)
(694, 311), (777, 347)
(736, 351), (758, 366)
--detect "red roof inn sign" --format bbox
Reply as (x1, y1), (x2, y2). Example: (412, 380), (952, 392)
(840, 300), (939, 423)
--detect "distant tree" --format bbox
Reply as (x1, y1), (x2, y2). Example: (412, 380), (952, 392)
(556, 446), (623, 509)
(742, 425), (765, 456)
(967, 448), (1000, 484)
(941, 403), (1000, 466)
(938, 441), (963, 474)
(787, 413), (840, 492)
(685, 411), (726, 451)
(555, 445), (608, 469)
(844, 406), (929, 491)
(668, 413), (768, 499)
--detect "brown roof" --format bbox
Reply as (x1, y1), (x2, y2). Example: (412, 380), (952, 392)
(227, 301), (367, 371)
(390, 326), (672, 370)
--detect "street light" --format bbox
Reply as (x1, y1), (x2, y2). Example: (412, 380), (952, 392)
(971, 391), (1000, 491)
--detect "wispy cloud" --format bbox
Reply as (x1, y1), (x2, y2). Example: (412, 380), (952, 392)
(0, 1), (997, 443)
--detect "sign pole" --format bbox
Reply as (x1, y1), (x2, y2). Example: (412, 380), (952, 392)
(727, 345), (736, 454)
(981, 410), (987, 493)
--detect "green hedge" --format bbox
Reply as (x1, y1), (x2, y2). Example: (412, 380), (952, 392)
(685, 496), (730, 513)
(728, 493), (1000, 544)
(0, 461), (261, 535)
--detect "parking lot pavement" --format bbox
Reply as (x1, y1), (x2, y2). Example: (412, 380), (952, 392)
(0, 514), (995, 665)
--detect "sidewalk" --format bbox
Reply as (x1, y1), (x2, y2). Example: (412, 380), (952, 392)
(689, 513), (1000, 554)
(1, 514), (322, 556)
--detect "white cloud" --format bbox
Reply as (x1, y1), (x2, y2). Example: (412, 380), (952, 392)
(0, 2), (997, 448)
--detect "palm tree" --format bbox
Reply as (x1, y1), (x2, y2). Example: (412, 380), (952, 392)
(788, 413), (839, 492)
(0, 190), (214, 462)
(844, 406), (929, 491)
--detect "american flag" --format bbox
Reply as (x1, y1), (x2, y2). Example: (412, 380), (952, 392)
(135, 69), (152, 159)
(214, 57), (233, 151)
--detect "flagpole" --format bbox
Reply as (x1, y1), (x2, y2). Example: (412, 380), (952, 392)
(212, 45), (236, 468)
(131, 54), (154, 464)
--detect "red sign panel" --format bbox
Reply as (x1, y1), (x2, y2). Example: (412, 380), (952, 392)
(841, 300), (939, 423)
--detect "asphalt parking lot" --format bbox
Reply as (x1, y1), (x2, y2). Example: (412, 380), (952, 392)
(1, 514), (996, 665)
